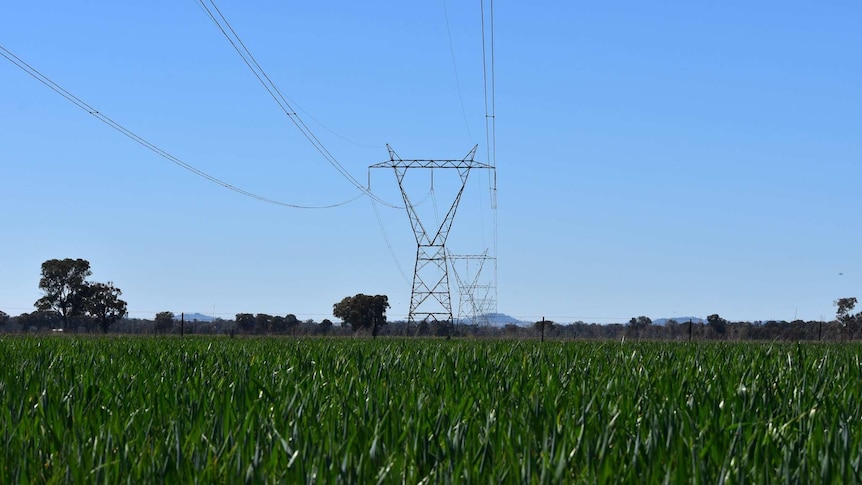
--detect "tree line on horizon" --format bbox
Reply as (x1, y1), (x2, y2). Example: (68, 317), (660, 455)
(2, 258), (861, 341)
(2, 310), (861, 341)
(0, 259), (396, 337)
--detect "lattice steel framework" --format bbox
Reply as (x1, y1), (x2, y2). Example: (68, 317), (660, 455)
(370, 145), (492, 324)
(448, 251), (496, 326)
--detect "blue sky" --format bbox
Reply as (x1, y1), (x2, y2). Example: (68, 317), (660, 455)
(1, 1), (859, 323)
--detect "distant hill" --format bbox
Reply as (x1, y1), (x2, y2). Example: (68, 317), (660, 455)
(173, 313), (216, 322)
(485, 313), (524, 326)
(458, 313), (524, 326)
(652, 317), (704, 326)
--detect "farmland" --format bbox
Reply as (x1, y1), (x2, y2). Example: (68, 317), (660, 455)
(2, 337), (862, 483)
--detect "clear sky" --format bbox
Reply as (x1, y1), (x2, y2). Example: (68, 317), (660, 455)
(1, 1), (859, 324)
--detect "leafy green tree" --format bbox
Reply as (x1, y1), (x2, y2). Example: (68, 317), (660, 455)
(628, 316), (652, 338)
(154, 311), (175, 334)
(269, 315), (286, 333)
(235, 313), (255, 334)
(333, 294), (390, 338)
(255, 313), (272, 333)
(707, 314), (728, 335)
(432, 320), (453, 338)
(86, 282), (128, 334)
(835, 298), (857, 322)
(0, 310), (8, 327)
(319, 318), (333, 334)
(17, 311), (61, 331)
(834, 297), (858, 340)
(285, 314), (300, 330)
(35, 258), (92, 330)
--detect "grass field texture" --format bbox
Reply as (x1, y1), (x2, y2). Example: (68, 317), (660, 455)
(2, 337), (861, 483)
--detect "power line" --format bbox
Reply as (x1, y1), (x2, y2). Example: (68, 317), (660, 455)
(371, 199), (411, 284)
(480, 0), (499, 314)
(442, 0), (475, 142)
(0, 44), (361, 209)
(191, 3), (376, 151)
(196, 0), (401, 209)
(195, 0), (420, 286)
(480, 0), (498, 178)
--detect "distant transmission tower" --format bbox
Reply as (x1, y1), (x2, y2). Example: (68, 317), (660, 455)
(370, 145), (493, 324)
(448, 251), (495, 325)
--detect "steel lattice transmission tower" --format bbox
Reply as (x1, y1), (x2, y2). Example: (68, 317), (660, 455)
(448, 251), (496, 326)
(370, 144), (493, 324)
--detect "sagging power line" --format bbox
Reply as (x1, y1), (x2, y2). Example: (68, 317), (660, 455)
(195, 0), (400, 209)
(0, 44), (362, 210)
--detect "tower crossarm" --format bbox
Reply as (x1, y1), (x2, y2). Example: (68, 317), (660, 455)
(369, 159), (493, 170)
(447, 252), (492, 288)
(369, 145), (491, 170)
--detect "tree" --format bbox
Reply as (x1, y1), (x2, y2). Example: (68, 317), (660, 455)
(17, 311), (61, 331)
(628, 316), (652, 338)
(270, 315), (287, 333)
(285, 314), (300, 330)
(503, 323), (521, 336)
(85, 282), (128, 333)
(235, 313), (255, 334)
(534, 319), (554, 341)
(255, 313), (272, 334)
(834, 297), (858, 340)
(431, 320), (453, 338)
(333, 294), (390, 338)
(707, 314), (728, 336)
(35, 258), (92, 330)
(835, 297), (857, 319)
(0, 310), (8, 327)
(155, 311), (175, 334)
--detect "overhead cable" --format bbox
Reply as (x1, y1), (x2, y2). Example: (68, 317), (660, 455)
(371, 199), (411, 284)
(196, 0), (401, 209)
(480, 0), (499, 314)
(0, 44), (362, 209)
(442, 0), (475, 142)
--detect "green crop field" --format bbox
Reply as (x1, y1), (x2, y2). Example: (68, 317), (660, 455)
(2, 337), (862, 483)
